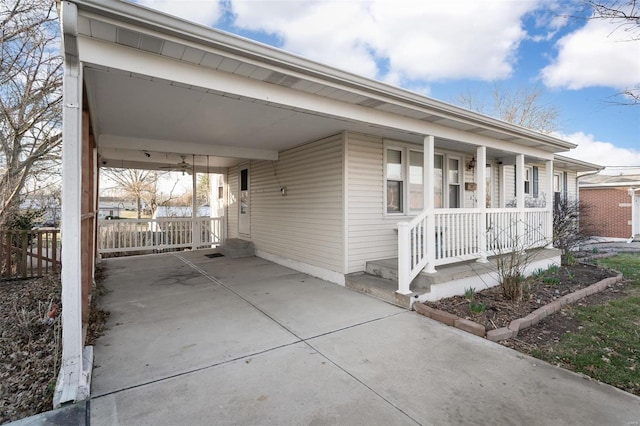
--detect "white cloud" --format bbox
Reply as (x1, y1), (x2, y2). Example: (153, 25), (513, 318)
(229, 0), (540, 82)
(135, 0), (222, 27)
(557, 131), (640, 167)
(541, 19), (640, 90)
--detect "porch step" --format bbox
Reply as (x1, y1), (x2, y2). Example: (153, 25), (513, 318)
(345, 273), (414, 309)
(365, 258), (432, 293)
(220, 238), (255, 258)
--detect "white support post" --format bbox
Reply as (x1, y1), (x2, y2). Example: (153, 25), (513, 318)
(516, 154), (525, 241)
(546, 160), (554, 248)
(192, 167), (199, 250)
(499, 163), (506, 208)
(397, 221), (411, 295)
(57, 2), (84, 406)
(424, 135), (436, 274)
(476, 146), (488, 262)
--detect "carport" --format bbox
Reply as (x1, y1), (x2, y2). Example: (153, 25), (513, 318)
(88, 250), (640, 425)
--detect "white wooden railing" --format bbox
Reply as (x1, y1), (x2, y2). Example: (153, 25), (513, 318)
(397, 208), (552, 294)
(98, 217), (224, 254)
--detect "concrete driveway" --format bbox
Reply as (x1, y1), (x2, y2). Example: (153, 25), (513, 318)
(90, 250), (640, 425)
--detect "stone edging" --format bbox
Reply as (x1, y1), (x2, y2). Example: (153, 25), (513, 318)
(413, 272), (624, 342)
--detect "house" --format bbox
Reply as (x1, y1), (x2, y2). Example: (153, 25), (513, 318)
(579, 173), (640, 241)
(57, 0), (600, 405)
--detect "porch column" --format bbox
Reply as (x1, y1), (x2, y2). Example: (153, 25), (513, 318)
(192, 166), (199, 250)
(499, 163), (506, 208)
(58, 1), (85, 405)
(546, 160), (554, 248)
(516, 154), (525, 243)
(476, 146), (488, 262)
(424, 135), (436, 273)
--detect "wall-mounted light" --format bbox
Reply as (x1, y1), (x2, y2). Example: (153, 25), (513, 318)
(467, 156), (477, 171)
(280, 186), (287, 196)
(143, 151), (151, 158)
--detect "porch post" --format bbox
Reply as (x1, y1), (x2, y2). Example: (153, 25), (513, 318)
(424, 135), (436, 273)
(546, 160), (554, 248)
(57, 1), (85, 405)
(499, 163), (506, 208)
(192, 166), (199, 250)
(516, 154), (525, 243)
(476, 146), (488, 262)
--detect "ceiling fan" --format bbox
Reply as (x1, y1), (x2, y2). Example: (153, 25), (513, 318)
(159, 155), (193, 175)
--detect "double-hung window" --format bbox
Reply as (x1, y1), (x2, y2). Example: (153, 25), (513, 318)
(385, 145), (461, 215)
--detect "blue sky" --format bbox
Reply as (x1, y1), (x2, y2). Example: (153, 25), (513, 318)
(135, 0), (639, 170)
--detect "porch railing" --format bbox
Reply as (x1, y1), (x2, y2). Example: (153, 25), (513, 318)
(0, 228), (61, 280)
(397, 208), (552, 294)
(98, 217), (224, 254)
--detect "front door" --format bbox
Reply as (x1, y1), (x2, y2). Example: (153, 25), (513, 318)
(238, 166), (250, 236)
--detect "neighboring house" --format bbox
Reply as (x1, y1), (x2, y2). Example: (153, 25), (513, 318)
(579, 174), (640, 241)
(56, 0), (600, 404)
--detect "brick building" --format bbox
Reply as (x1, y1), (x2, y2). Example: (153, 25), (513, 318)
(579, 174), (640, 240)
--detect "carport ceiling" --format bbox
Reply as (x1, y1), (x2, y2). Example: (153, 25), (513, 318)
(89, 67), (429, 169)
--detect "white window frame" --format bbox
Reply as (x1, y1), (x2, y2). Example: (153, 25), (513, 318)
(384, 141), (463, 216)
(553, 172), (563, 194)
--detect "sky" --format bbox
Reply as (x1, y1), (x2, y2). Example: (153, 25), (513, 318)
(133, 0), (639, 173)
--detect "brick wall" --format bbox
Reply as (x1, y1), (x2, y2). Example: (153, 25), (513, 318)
(580, 187), (631, 238)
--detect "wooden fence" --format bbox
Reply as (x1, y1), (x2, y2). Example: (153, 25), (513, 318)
(0, 229), (61, 280)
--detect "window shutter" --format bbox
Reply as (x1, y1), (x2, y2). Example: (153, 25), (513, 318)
(532, 166), (539, 198)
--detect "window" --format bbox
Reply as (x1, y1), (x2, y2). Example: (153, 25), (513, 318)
(485, 165), (492, 208)
(385, 145), (462, 215)
(524, 167), (531, 195)
(448, 157), (461, 208)
(386, 149), (403, 213)
(434, 154), (443, 208)
(409, 151), (424, 212)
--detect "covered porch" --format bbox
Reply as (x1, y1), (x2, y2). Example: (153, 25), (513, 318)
(59, 0), (579, 404)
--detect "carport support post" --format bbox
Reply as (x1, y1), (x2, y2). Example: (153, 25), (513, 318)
(192, 166), (199, 250)
(57, 2), (86, 406)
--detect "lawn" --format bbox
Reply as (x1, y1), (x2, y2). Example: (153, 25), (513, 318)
(532, 253), (640, 396)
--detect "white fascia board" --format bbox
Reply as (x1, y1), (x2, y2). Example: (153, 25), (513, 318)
(99, 135), (278, 161)
(580, 182), (640, 188)
(78, 37), (554, 160)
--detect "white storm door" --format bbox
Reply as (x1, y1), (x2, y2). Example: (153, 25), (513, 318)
(238, 166), (250, 236)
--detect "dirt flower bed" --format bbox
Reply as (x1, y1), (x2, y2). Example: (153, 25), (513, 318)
(426, 263), (617, 331)
(0, 271), (109, 424)
(0, 275), (61, 424)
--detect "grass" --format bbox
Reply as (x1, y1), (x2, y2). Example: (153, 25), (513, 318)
(532, 253), (640, 396)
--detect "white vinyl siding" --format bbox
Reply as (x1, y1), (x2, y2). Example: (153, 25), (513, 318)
(250, 135), (344, 273)
(347, 133), (400, 273)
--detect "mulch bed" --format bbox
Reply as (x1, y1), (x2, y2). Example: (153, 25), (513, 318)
(426, 263), (617, 331)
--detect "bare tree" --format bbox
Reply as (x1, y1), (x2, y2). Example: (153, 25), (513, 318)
(565, 1), (640, 104)
(0, 0), (62, 226)
(101, 169), (159, 219)
(455, 83), (559, 133)
(101, 168), (181, 218)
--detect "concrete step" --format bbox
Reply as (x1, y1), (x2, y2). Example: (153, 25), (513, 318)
(220, 238), (255, 258)
(345, 273), (413, 309)
(365, 258), (432, 293)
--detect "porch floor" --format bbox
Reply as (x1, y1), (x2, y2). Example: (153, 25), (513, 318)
(347, 248), (562, 307)
(89, 249), (637, 425)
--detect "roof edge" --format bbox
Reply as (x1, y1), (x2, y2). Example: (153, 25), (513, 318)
(71, 0), (576, 152)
